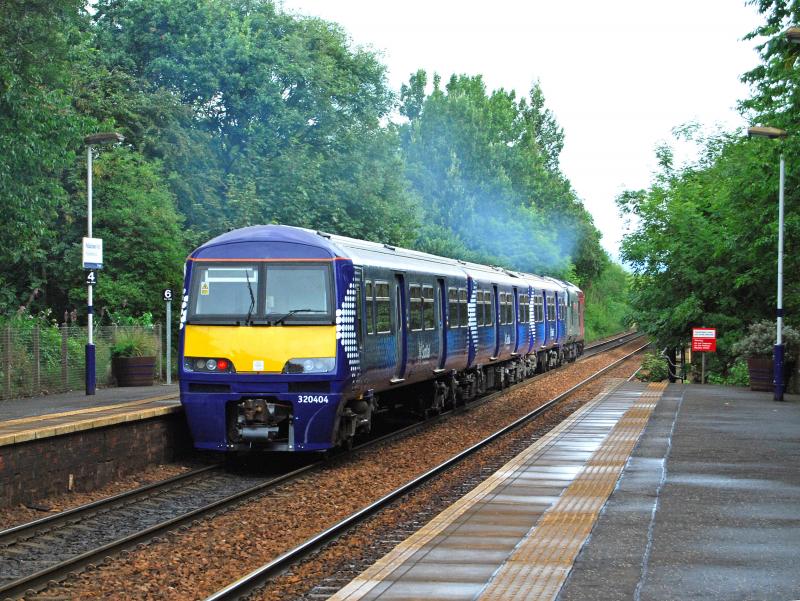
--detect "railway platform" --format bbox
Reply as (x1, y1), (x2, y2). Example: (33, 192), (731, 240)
(0, 383), (180, 446)
(0, 384), (185, 508)
(331, 381), (800, 601)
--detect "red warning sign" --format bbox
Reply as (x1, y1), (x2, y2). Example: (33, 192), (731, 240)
(692, 328), (717, 352)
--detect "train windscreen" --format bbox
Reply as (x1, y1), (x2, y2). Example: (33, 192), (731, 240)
(188, 262), (333, 324)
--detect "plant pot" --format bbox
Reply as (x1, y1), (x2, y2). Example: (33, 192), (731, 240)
(745, 356), (794, 392)
(747, 357), (773, 391)
(112, 356), (155, 387)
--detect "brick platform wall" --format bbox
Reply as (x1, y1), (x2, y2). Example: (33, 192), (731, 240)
(0, 414), (193, 509)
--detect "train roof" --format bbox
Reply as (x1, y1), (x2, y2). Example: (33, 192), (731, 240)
(319, 229), (468, 279)
(190, 225), (578, 293)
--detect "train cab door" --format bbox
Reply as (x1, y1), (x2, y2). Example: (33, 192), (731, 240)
(392, 274), (407, 383)
(436, 278), (447, 372)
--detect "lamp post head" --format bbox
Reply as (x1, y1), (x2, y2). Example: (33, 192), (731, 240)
(747, 126), (788, 140)
(84, 132), (124, 146)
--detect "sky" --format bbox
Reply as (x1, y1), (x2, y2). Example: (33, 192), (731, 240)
(279, 0), (763, 260)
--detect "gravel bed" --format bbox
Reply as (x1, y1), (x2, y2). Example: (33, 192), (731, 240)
(0, 463), (193, 532)
(36, 342), (645, 601)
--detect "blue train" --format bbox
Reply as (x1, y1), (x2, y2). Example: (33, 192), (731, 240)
(179, 225), (585, 453)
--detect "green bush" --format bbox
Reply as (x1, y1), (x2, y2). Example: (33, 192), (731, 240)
(730, 320), (799, 362)
(110, 328), (157, 358)
(583, 262), (630, 342)
(637, 351), (670, 382)
(707, 359), (749, 387)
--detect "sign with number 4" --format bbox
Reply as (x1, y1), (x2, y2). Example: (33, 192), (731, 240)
(86, 271), (97, 286)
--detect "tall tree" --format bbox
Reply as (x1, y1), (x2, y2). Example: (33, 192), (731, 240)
(0, 0), (90, 309)
(93, 0), (419, 246)
(399, 72), (606, 280)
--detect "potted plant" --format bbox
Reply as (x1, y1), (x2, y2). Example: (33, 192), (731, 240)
(731, 320), (799, 392)
(111, 328), (158, 386)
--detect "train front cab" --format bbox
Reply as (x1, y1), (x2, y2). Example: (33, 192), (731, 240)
(179, 227), (359, 453)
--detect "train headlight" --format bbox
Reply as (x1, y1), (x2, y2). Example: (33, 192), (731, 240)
(183, 357), (234, 373)
(282, 357), (335, 374)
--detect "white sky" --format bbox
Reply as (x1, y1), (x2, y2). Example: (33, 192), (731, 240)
(280, 0), (763, 260)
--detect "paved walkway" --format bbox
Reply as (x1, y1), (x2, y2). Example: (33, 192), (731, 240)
(558, 384), (800, 601)
(0, 384), (180, 447)
(0, 384), (178, 421)
(330, 382), (800, 601)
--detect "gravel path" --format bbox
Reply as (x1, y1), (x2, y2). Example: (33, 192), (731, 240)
(33, 343), (645, 601)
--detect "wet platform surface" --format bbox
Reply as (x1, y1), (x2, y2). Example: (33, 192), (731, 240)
(0, 384), (179, 447)
(331, 381), (800, 601)
(558, 383), (800, 601)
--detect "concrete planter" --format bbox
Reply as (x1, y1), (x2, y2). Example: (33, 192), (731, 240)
(112, 356), (155, 387)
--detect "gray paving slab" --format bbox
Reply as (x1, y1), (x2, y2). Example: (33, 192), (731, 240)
(558, 384), (800, 601)
(343, 381), (648, 601)
(0, 384), (179, 421)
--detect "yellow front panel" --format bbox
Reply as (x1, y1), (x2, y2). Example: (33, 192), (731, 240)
(184, 325), (336, 373)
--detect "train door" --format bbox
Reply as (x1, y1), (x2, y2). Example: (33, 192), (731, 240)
(544, 291), (553, 346)
(512, 287), (520, 354)
(392, 274), (407, 382)
(491, 284), (500, 359)
(436, 278), (447, 371)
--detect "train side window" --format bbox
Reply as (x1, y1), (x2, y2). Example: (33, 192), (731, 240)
(519, 294), (528, 324)
(458, 289), (468, 327)
(448, 288), (459, 329)
(365, 281), (374, 335)
(475, 289), (484, 326)
(536, 296), (544, 323)
(505, 293), (513, 325)
(486, 291), (494, 326)
(409, 284), (422, 331)
(375, 281), (391, 334)
(422, 285), (435, 330)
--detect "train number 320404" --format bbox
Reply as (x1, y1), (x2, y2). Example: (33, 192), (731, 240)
(298, 395), (330, 404)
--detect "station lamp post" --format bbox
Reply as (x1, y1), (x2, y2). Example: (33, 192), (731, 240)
(747, 125), (787, 402)
(83, 132), (124, 395)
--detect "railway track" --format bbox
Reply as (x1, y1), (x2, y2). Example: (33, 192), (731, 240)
(207, 339), (649, 601)
(0, 331), (644, 600)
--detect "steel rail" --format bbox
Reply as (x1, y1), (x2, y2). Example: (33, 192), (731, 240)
(205, 341), (650, 601)
(0, 464), (220, 546)
(0, 331), (643, 600)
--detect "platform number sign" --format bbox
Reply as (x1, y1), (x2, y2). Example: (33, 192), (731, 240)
(86, 271), (97, 286)
(163, 288), (173, 302)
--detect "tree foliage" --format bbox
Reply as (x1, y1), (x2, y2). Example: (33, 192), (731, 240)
(399, 72), (607, 281)
(618, 1), (800, 363)
(0, 0), (620, 338)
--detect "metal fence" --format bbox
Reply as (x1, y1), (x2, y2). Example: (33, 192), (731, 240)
(0, 325), (163, 400)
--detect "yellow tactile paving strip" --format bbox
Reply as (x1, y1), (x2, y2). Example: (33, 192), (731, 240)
(478, 382), (666, 600)
(0, 394), (180, 447)
(329, 380), (632, 601)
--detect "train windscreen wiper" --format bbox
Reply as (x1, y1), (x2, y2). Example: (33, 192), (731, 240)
(244, 270), (256, 325)
(269, 308), (323, 326)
